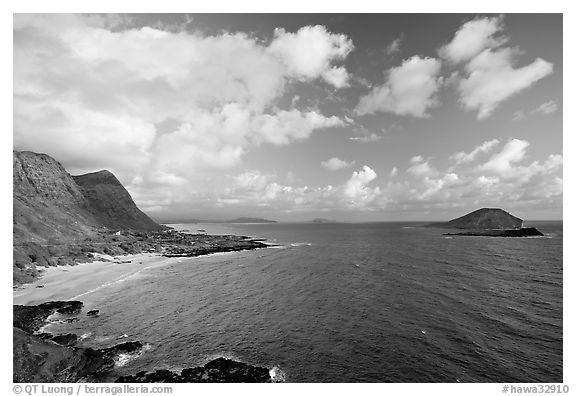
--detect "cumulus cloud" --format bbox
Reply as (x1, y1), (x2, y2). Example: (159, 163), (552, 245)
(321, 157), (355, 171)
(480, 138), (530, 175)
(458, 48), (553, 119)
(344, 166), (381, 207)
(407, 161), (439, 178)
(440, 16), (554, 119)
(174, 138), (561, 216)
(322, 66), (351, 88)
(439, 16), (507, 64)
(221, 166), (381, 211)
(410, 155), (424, 164)
(14, 15), (351, 210)
(378, 138), (562, 212)
(355, 56), (442, 117)
(269, 25), (354, 88)
(450, 139), (500, 164)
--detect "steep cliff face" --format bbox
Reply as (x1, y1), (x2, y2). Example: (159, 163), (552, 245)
(73, 170), (160, 231)
(13, 150), (162, 283)
(13, 151), (98, 244)
(13, 150), (161, 239)
(432, 208), (523, 229)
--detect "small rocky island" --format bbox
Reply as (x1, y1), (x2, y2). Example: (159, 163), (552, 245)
(427, 208), (544, 237)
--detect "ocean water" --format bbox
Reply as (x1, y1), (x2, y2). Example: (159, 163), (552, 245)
(47, 221), (562, 383)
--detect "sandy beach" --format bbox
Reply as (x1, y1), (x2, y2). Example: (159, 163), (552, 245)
(13, 253), (182, 306)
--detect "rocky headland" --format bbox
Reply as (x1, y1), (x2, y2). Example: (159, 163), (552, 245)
(13, 150), (268, 285)
(13, 150), (274, 382)
(427, 208), (544, 237)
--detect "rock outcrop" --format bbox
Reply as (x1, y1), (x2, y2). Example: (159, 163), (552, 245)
(444, 227), (544, 237)
(115, 357), (272, 383)
(13, 327), (144, 383)
(13, 301), (84, 333)
(13, 302), (272, 383)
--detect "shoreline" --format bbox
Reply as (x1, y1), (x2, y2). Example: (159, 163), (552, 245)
(12, 253), (180, 306)
(13, 240), (274, 306)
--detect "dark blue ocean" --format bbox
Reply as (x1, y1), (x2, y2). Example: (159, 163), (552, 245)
(49, 221), (563, 382)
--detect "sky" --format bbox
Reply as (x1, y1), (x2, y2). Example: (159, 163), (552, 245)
(13, 13), (563, 221)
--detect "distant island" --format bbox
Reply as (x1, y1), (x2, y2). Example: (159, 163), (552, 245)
(311, 218), (333, 224)
(162, 217), (277, 224)
(427, 208), (544, 237)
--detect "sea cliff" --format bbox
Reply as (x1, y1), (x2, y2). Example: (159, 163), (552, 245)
(13, 150), (268, 285)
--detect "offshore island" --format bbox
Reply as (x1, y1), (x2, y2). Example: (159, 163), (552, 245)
(427, 208), (544, 237)
(13, 150), (275, 382)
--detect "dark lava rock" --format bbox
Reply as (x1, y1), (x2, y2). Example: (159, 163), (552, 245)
(87, 309), (100, 317)
(14, 326), (144, 383)
(116, 357), (271, 383)
(444, 227), (544, 237)
(13, 301), (83, 333)
(38, 333), (79, 347)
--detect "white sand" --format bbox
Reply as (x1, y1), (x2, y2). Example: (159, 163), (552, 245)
(13, 253), (181, 306)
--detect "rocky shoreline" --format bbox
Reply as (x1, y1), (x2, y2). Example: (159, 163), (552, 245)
(14, 227), (269, 285)
(443, 227), (545, 237)
(13, 301), (274, 383)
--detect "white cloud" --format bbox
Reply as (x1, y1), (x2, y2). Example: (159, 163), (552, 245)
(480, 138), (530, 175)
(410, 155), (424, 164)
(458, 48), (553, 119)
(173, 138), (561, 216)
(233, 170), (274, 191)
(221, 165), (381, 211)
(407, 161), (439, 178)
(440, 17), (554, 119)
(348, 124), (383, 143)
(450, 139), (500, 164)
(344, 166), (381, 207)
(269, 25), (354, 88)
(386, 35), (404, 55)
(532, 100), (558, 115)
(355, 56), (442, 117)
(14, 15), (350, 208)
(378, 138), (561, 211)
(322, 66), (351, 88)
(512, 111), (525, 122)
(252, 109), (343, 146)
(348, 134), (381, 143)
(439, 16), (507, 64)
(321, 157), (355, 171)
